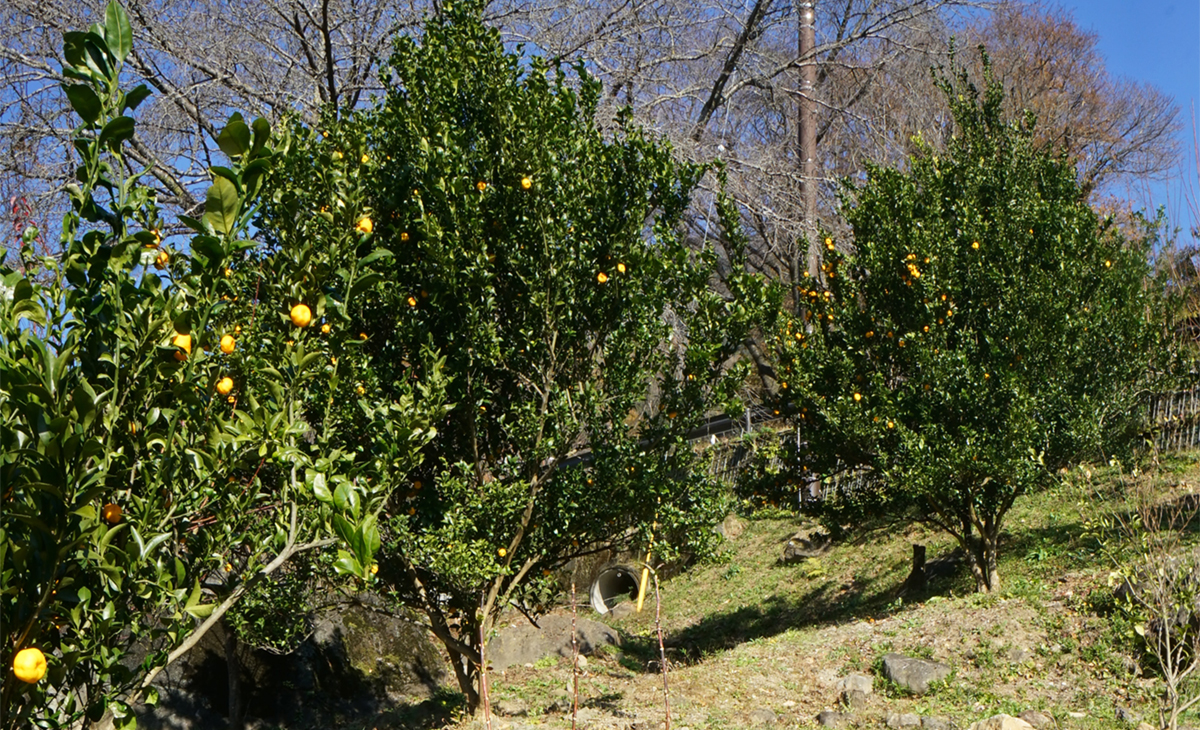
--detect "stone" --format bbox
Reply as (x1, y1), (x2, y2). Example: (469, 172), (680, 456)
(488, 614), (620, 671)
(816, 710), (845, 727)
(880, 653), (952, 695)
(923, 717), (954, 730)
(781, 527), (831, 562)
(1017, 711), (1053, 729)
(716, 514), (746, 540)
(841, 689), (868, 710)
(836, 673), (874, 696)
(495, 698), (529, 716)
(966, 714), (1035, 730)
(1116, 706), (1141, 725)
(887, 712), (922, 728)
(747, 707), (777, 726)
(609, 602), (636, 619)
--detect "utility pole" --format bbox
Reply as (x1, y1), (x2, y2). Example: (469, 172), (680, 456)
(797, 1), (819, 290)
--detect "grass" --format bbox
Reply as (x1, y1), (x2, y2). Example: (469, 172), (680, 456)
(418, 451), (1200, 730)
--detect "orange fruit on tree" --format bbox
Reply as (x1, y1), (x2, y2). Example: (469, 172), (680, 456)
(172, 333), (192, 361)
(102, 503), (122, 524)
(520, 176), (532, 190)
(476, 180), (487, 192)
(216, 377), (234, 395)
(13, 647), (47, 684)
(290, 304), (312, 328)
(356, 216), (374, 234)
(219, 334), (235, 354)
(596, 272), (608, 284)
(321, 323), (331, 334)
(497, 547), (507, 557)
(155, 249), (169, 268)
(616, 262), (626, 274)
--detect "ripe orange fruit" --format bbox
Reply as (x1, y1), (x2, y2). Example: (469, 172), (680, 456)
(497, 547), (507, 557)
(155, 249), (169, 268)
(887, 421), (895, 429)
(290, 304), (312, 328)
(321, 323), (331, 334)
(597, 272), (608, 283)
(400, 232), (410, 242)
(361, 153), (370, 164)
(220, 334), (235, 354)
(102, 503), (122, 524)
(13, 647), (47, 684)
(370, 563), (379, 574)
(356, 385), (366, 395)
(971, 241), (980, 250)
(617, 262), (626, 274)
(216, 377), (234, 395)
(520, 176), (532, 190)
(476, 181), (487, 192)
(825, 238), (834, 250)
(853, 393), (862, 402)
(356, 217), (374, 234)
(407, 296), (417, 307)
(172, 333), (192, 361)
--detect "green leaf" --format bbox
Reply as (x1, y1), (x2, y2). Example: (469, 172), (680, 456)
(217, 116), (252, 159)
(64, 85), (102, 125)
(203, 176), (240, 235)
(104, 1), (133, 63)
(98, 116), (136, 149)
(121, 84), (152, 113)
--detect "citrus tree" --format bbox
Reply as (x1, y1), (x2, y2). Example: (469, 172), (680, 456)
(0, 5), (443, 726)
(767, 60), (1162, 593)
(258, 2), (772, 708)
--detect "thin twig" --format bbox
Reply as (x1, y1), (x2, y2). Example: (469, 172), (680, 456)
(653, 568), (671, 730)
(571, 579), (580, 730)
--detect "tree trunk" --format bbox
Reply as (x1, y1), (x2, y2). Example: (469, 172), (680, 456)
(445, 643), (480, 712)
(964, 528), (1001, 593)
(224, 622), (243, 730)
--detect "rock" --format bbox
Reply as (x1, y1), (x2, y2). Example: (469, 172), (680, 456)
(966, 714), (1035, 730)
(923, 717), (954, 730)
(815, 668), (840, 688)
(887, 712), (922, 728)
(488, 614), (620, 671)
(1116, 706), (1140, 725)
(781, 527), (831, 562)
(609, 602), (636, 619)
(716, 514), (746, 540)
(880, 653), (952, 695)
(816, 710), (845, 727)
(747, 707), (777, 726)
(841, 689), (868, 710)
(836, 673), (874, 696)
(1017, 711), (1053, 729)
(495, 698), (529, 716)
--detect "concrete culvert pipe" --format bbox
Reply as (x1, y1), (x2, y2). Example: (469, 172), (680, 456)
(590, 564), (640, 614)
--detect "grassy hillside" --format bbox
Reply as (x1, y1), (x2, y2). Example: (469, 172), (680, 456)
(420, 451), (1200, 730)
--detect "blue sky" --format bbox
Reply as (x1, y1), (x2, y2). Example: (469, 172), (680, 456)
(1067, 0), (1199, 238)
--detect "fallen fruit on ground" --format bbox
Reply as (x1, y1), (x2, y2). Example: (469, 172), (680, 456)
(13, 647), (47, 684)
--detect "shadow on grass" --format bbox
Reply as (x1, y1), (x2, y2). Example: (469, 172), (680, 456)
(617, 510), (1121, 672)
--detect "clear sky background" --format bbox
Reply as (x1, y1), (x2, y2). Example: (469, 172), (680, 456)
(1067, 0), (1199, 239)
